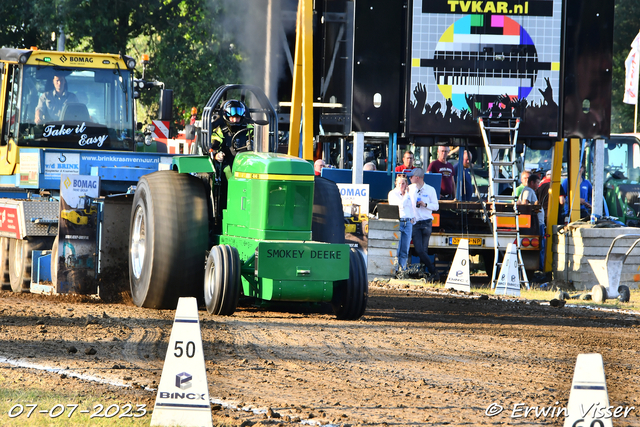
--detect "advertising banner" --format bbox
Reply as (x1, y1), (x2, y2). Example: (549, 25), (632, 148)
(408, 0), (563, 138)
(56, 174), (100, 293)
(337, 184), (370, 255)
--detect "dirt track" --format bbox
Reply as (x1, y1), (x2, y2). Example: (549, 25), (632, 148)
(1, 280), (640, 426)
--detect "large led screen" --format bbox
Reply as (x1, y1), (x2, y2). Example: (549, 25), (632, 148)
(408, 0), (563, 139)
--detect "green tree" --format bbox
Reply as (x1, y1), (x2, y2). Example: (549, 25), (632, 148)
(136, 0), (242, 131)
(0, 0), (243, 131)
(0, 0), (58, 50)
(58, 0), (185, 55)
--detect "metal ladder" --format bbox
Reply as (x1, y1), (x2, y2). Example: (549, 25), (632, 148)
(478, 117), (529, 290)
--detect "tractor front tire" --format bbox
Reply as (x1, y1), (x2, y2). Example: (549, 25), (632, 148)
(204, 245), (240, 315)
(129, 171), (209, 309)
(332, 248), (368, 320)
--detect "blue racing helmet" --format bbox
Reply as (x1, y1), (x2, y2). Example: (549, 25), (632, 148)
(222, 100), (247, 128)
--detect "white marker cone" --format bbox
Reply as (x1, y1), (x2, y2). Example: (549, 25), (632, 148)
(151, 297), (213, 427)
(563, 353), (613, 427)
(445, 238), (471, 292)
(494, 243), (520, 296)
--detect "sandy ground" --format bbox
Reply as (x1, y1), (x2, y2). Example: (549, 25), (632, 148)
(1, 280), (640, 427)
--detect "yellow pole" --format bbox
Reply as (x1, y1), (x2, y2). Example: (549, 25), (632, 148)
(301, 0), (314, 161)
(544, 139), (564, 272)
(287, 0), (303, 158)
(287, 0), (314, 160)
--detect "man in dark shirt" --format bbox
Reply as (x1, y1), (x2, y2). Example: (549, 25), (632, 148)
(453, 150), (473, 201)
(536, 172), (566, 225)
(35, 74), (78, 124)
(427, 146), (455, 199)
(561, 166), (592, 220)
(535, 171), (565, 271)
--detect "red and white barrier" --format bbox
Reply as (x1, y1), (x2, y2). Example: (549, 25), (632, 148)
(151, 120), (194, 154)
(151, 120), (170, 142)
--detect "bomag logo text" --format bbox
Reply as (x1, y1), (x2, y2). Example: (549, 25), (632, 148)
(69, 57), (94, 63)
(73, 179), (97, 189)
(447, 1), (529, 14)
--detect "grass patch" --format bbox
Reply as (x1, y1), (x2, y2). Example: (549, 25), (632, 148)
(472, 284), (640, 312)
(385, 277), (640, 313)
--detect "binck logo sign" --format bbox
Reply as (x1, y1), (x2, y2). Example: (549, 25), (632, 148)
(175, 372), (192, 390)
(157, 372), (206, 401)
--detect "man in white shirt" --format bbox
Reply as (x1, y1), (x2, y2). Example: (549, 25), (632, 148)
(388, 174), (415, 271)
(314, 159), (326, 176)
(518, 173), (545, 229)
(406, 168), (440, 281)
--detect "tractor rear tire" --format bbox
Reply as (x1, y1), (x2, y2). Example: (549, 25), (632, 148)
(9, 237), (52, 293)
(0, 237), (10, 290)
(129, 171), (209, 309)
(204, 245), (240, 315)
(332, 248), (368, 320)
(312, 176), (344, 244)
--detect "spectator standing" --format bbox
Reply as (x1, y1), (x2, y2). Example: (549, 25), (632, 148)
(453, 150), (473, 201)
(515, 170), (531, 198)
(388, 174), (415, 271)
(540, 169), (551, 185)
(518, 173), (545, 231)
(314, 159), (326, 176)
(407, 168), (440, 281)
(561, 165), (592, 219)
(535, 170), (564, 270)
(395, 151), (415, 172)
(363, 161), (377, 171)
(427, 146), (456, 199)
(536, 171), (565, 224)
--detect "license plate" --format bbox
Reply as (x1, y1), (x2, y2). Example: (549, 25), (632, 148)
(449, 237), (483, 246)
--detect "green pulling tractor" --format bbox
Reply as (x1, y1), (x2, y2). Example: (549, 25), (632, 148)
(128, 85), (368, 319)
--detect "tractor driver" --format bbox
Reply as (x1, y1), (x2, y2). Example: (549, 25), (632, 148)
(35, 73), (78, 124)
(210, 99), (254, 181)
(210, 100), (254, 213)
